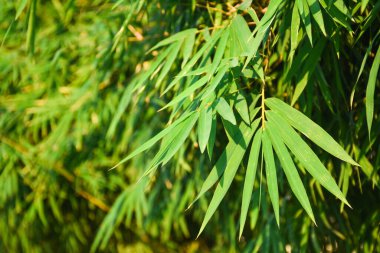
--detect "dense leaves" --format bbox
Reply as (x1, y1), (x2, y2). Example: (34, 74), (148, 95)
(1, 0), (379, 252)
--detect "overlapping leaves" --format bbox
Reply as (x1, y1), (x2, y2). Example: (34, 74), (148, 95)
(113, 0), (363, 240)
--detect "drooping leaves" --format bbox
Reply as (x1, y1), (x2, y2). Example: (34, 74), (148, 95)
(265, 97), (359, 166)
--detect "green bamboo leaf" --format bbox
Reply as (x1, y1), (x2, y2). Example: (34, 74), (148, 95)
(162, 29), (223, 95)
(366, 46), (380, 137)
(361, 0), (369, 13)
(189, 119), (260, 209)
(15, 0), (28, 19)
(161, 76), (208, 110)
(161, 112), (199, 165)
(156, 41), (182, 88)
(201, 63), (229, 100)
(216, 97), (236, 125)
(210, 28), (229, 75)
(107, 82), (135, 138)
(297, 0), (312, 45)
(266, 110), (350, 206)
(289, 3), (300, 61)
(207, 114), (217, 160)
(306, 0), (326, 36)
(243, 0), (280, 69)
(181, 31), (195, 68)
(239, 129), (262, 239)
(262, 129), (280, 226)
(247, 7), (260, 25)
(319, 0), (352, 31)
(111, 111), (196, 169)
(238, 0), (252, 11)
(234, 94), (250, 124)
(133, 45), (173, 92)
(148, 29), (196, 53)
(197, 120), (259, 237)
(266, 120), (315, 223)
(141, 112), (199, 177)
(198, 106), (213, 153)
(26, 0), (37, 55)
(291, 39), (326, 105)
(265, 97), (359, 166)
(231, 15), (251, 56)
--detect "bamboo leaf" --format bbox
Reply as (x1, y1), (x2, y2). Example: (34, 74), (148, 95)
(156, 42), (182, 88)
(265, 97), (359, 166)
(266, 120), (315, 223)
(207, 114), (217, 160)
(300, 0), (313, 45)
(162, 29), (223, 95)
(239, 129), (262, 239)
(238, 0), (253, 11)
(161, 76), (209, 110)
(197, 120), (259, 237)
(26, 0), (37, 55)
(366, 46), (380, 137)
(210, 28), (229, 75)
(140, 112), (199, 177)
(189, 119), (260, 209)
(216, 97), (237, 125)
(182, 31), (196, 68)
(234, 94), (250, 124)
(306, 0), (326, 35)
(262, 129), (280, 226)
(291, 39), (326, 105)
(15, 0), (28, 19)
(290, 3), (300, 60)
(266, 110), (350, 206)
(149, 29), (196, 53)
(111, 111), (197, 169)
(198, 106), (213, 153)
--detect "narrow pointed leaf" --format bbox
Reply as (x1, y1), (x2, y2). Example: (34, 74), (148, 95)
(265, 97), (359, 166)
(197, 120), (258, 236)
(216, 97), (236, 125)
(239, 129), (262, 238)
(161, 76), (208, 110)
(182, 31), (196, 68)
(190, 119), (260, 209)
(366, 46), (380, 137)
(262, 129), (280, 226)
(266, 110), (350, 206)
(198, 106), (213, 153)
(111, 111), (196, 169)
(306, 0), (326, 35)
(207, 114), (217, 160)
(297, 0), (312, 45)
(141, 112), (199, 177)
(235, 94), (250, 124)
(266, 120), (315, 223)
(210, 28), (229, 75)
(149, 29), (196, 53)
(156, 42), (182, 87)
(290, 3), (300, 60)
(162, 29), (223, 95)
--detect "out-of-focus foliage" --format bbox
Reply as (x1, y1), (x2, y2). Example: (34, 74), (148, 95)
(0, 0), (379, 252)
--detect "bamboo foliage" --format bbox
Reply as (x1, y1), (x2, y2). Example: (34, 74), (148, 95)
(1, 0), (379, 252)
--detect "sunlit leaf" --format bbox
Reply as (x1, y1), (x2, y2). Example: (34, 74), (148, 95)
(262, 129), (280, 226)
(265, 97), (359, 166)
(216, 97), (237, 125)
(266, 120), (315, 223)
(239, 129), (262, 238)
(197, 119), (259, 236)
